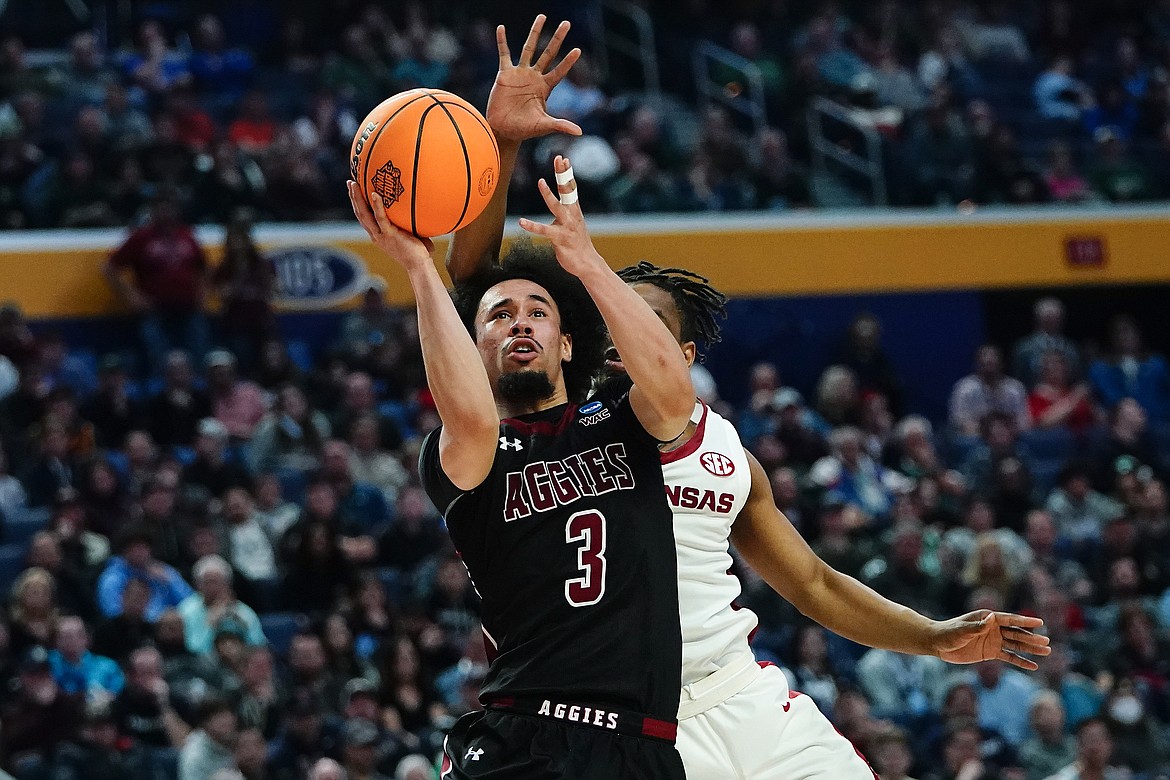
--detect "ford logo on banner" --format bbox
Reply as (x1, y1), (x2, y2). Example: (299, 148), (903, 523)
(268, 246), (381, 311)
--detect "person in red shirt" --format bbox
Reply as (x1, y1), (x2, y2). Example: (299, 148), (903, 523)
(1028, 349), (1097, 434)
(103, 190), (211, 377)
(227, 90), (277, 154)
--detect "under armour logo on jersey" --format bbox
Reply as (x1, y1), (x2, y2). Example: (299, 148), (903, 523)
(465, 747), (484, 761)
(499, 437), (523, 451)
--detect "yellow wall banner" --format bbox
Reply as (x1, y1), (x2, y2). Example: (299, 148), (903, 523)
(2, 205), (1168, 319)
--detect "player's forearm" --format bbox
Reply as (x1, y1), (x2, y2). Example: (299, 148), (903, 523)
(446, 140), (520, 282)
(409, 264), (498, 433)
(577, 257), (694, 420)
(797, 565), (939, 657)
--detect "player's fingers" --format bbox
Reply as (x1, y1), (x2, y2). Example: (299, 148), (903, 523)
(1006, 630), (1052, 651)
(368, 192), (398, 236)
(348, 182), (380, 237)
(552, 155), (579, 206)
(496, 25), (512, 69)
(546, 47), (582, 87)
(518, 216), (552, 237)
(536, 177), (565, 215)
(998, 649), (1039, 671)
(534, 20), (570, 72)
(539, 116), (583, 137)
(519, 14), (546, 67)
(994, 612), (1044, 629)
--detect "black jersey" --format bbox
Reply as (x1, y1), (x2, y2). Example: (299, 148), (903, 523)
(419, 391), (682, 722)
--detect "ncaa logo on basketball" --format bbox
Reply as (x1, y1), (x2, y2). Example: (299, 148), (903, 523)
(699, 452), (736, 477)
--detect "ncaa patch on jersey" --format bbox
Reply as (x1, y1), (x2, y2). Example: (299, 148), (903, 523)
(699, 451), (736, 477)
(580, 401), (605, 415)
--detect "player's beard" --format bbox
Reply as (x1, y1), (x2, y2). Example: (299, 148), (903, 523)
(498, 369), (557, 406)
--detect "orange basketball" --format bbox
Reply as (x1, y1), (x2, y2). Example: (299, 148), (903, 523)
(350, 89), (500, 238)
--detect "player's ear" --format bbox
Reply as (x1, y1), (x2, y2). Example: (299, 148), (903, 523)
(682, 341), (697, 368)
(560, 332), (572, 363)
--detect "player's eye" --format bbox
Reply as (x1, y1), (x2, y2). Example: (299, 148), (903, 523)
(531, 309), (546, 317)
(493, 310), (511, 320)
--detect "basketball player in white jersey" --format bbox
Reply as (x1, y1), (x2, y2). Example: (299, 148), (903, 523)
(447, 15), (1052, 778)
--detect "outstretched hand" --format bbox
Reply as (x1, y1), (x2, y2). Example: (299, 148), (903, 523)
(518, 155), (601, 278)
(347, 181), (435, 272)
(931, 610), (1052, 670)
(488, 15), (583, 142)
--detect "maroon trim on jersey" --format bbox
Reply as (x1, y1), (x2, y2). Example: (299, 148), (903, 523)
(659, 401), (708, 465)
(640, 717), (678, 741)
(503, 404), (578, 436)
(788, 690), (880, 780)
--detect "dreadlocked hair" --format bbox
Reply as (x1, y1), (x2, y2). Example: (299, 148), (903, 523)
(450, 239), (607, 404)
(616, 261), (728, 361)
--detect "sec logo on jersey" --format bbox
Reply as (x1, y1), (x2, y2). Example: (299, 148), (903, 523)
(699, 452), (736, 477)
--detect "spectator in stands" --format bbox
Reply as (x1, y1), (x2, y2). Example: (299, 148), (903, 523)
(91, 575), (153, 662)
(268, 688), (342, 780)
(1047, 717), (1124, 780)
(282, 514), (354, 615)
(347, 413), (410, 506)
(1042, 142), (1094, 204)
(1034, 55), (1092, 122)
(256, 340), (302, 393)
(48, 614), (123, 697)
(216, 486), (278, 609)
(1019, 690), (1077, 780)
(191, 140), (267, 224)
(949, 345), (1031, 435)
(868, 725), (917, 780)
(229, 90), (278, 154)
(235, 645), (285, 739)
(235, 727), (270, 780)
(339, 717), (389, 780)
(190, 13), (256, 99)
(183, 414), (253, 508)
(378, 484), (445, 573)
(113, 645), (190, 750)
(856, 641), (949, 721)
(903, 90), (976, 205)
(973, 659), (1041, 747)
(814, 365), (863, 429)
(119, 19), (192, 96)
(331, 373), (402, 454)
(145, 350), (210, 450)
(545, 57), (608, 135)
(1046, 463), (1126, 549)
(248, 384), (330, 474)
(0, 645), (81, 777)
(1100, 677), (1170, 773)
(1090, 128), (1152, 202)
(337, 282), (399, 365)
(1090, 400), (1160, 493)
(321, 440), (388, 539)
(178, 554), (266, 656)
(1089, 315), (1170, 422)
(1028, 351), (1096, 433)
(207, 349), (268, 441)
(1013, 298), (1081, 388)
(179, 698), (238, 780)
(22, 420), (78, 508)
(0, 445), (27, 520)
(53, 698), (150, 780)
(864, 520), (945, 617)
(103, 190), (211, 377)
(810, 426), (902, 522)
(7, 567), (58, 657)
(811, 494), (876, 579)
(96, 527), (193, 621)
(27, 524), (100, 618)
(253, 472), (300, 544)
(80, 354), (142, 449)
(214, 209), (276, 371)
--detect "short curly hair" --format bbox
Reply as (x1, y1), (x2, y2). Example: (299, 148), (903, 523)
(451, 240), (606, 403)
(616, 261), (728, 361)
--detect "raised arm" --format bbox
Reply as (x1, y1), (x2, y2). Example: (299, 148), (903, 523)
(349, 183), (498, 490)
(730, 451), (1052, 668)
(446, 15), (582, 283)
(519, 156), (693, 440)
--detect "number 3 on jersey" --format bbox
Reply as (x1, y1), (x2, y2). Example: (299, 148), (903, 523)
(565, 510), (607, 607)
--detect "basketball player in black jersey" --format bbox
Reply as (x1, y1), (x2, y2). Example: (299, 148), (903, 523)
(348, 146), (694, 780)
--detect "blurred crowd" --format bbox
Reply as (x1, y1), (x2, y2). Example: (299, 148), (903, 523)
(5, 0), (1170, 229)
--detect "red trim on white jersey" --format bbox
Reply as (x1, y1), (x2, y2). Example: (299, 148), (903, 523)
(661, 401), (708, 465)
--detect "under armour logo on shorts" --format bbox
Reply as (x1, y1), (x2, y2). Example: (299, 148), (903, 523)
(466, 747), (485, 761)
(499, 437), (523, 451)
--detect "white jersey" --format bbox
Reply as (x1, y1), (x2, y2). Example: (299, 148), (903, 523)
(662, 402), (760, 684)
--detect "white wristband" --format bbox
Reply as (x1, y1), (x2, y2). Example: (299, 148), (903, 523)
(559, 188), (579, 205)
(554, 165), (575, 185)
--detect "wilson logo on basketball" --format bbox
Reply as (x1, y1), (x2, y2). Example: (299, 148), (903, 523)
(372, 160), (406, 205)
(699, 452), (736, 477)
(479, 168), (495, 196)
